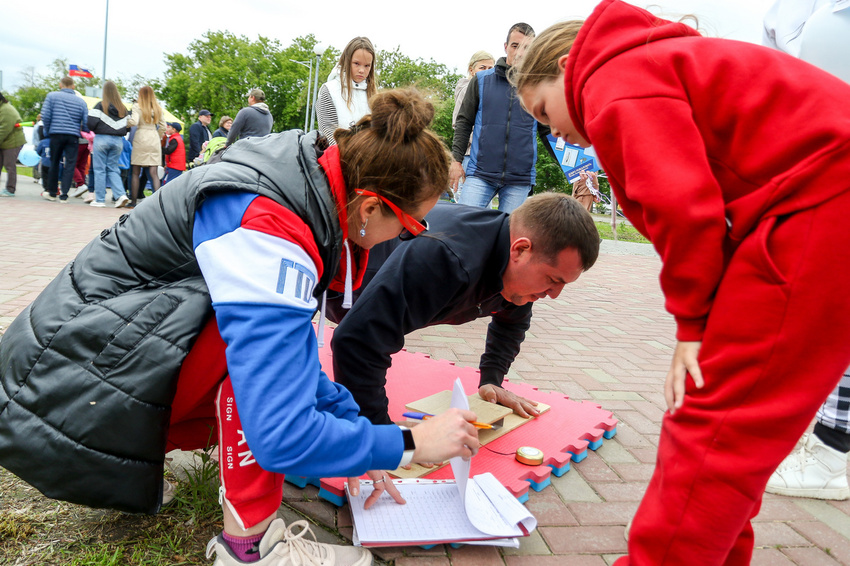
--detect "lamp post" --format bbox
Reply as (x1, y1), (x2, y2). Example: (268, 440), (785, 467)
(102, 0), (109, 82)
(308, 45), (325, 132)
(289, 59), (313, 131)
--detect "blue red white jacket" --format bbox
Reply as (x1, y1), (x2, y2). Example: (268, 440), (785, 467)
(192, 143), (402, 477)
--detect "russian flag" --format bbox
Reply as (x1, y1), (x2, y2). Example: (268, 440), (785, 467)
(69, 65), (94, 78)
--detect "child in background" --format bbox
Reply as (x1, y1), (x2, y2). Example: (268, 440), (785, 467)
(36, 134), (51, 187)
(161, 122), (185, 185)
(512, 0), (850, 564)
(316, 37), (377, 145)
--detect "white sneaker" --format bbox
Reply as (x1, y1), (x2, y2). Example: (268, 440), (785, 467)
(162, 479), (176, 506)
(71, 184), (88, 198)
(90, 201), (106, 207)
(83, 192), (95, 203)
(206, 518), (372, 566)
(766, 433), (850, 500)
(41, 191), (57, 202)
(114, 195), (130, 208)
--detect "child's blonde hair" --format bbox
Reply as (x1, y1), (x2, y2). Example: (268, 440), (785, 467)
(510, 20), (585, 95)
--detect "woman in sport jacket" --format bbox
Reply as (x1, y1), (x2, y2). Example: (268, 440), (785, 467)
(0, 88), (478, 563)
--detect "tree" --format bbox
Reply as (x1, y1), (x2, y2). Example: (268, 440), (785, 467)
(376, 48), (462, 147)
(161, 31), (336, 131)
(534, 138), (571, 194)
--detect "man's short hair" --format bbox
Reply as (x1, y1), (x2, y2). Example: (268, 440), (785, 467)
(248, 88), (265, 102)
(510, 192), (600, 270)
(59, 76), (75, 88)
(506, 22), (535, 44)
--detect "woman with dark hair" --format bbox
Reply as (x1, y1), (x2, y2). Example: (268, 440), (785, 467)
(316, 36), (377, 145)
(0, 88), (476, 566)
(0, 92), (26, 197)
(87, 80), (130, 207)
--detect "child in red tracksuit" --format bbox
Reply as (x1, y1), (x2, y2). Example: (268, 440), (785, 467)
(513, 0), (850, 564)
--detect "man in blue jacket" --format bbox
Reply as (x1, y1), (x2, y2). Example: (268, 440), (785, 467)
(41, 76), (88, 202)
(450, 23), (539, 213)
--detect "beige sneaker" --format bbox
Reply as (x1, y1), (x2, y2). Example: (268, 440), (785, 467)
(206, 518), (372, 566)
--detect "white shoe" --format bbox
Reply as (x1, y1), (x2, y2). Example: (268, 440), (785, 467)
(206, 518), (372, 566)
(83, 192), (95, 203)
(90, 201), (106, 207)
(162, 479), (176, 506)
(766, 433), (850, 500)
(71, 184), (88, 198)
(41, 191), (57, 202)
(114, 195), (130, 208)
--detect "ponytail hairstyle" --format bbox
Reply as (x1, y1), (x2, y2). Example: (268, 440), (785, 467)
(101, 80), (127, 118)
(338, 36), (378, 108)
(335, 88), (449, 217)
(509, 20), (584, 95)
(136, 85), (162, 125)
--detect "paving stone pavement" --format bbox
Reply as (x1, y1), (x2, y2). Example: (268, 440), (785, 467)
(1, 171), (848, 565)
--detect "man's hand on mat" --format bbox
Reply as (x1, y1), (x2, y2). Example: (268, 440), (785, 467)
(348, 469), (406, 509)
(479, 384), (540, 418)
(665, 341), (704, 414)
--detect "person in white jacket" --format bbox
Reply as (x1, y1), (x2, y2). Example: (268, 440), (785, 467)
(762, 0), (850, 501)
(316, 37), (377, 145)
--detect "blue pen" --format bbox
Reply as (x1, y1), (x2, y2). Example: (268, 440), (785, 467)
(402, 411), (434, 420)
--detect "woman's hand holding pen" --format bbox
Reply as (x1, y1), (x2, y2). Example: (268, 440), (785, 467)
(411, 408), (480, 463)
(348, 409), (478, 508)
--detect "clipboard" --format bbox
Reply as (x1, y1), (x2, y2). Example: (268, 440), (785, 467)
(345, 379), (538, 547)
(345, 474), (536, 547)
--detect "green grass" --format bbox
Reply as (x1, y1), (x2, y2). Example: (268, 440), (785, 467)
(17, 164), (35, 178)
(0, 450), (224, 565)
(595, 220), (651, 244)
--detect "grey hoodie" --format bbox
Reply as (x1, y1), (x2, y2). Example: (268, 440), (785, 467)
(227, 101), (273, 145)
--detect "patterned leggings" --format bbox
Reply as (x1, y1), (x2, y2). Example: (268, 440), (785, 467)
(816, 366), (850, 438)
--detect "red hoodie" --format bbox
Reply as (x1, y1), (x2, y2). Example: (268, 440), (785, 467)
(566, 0), (850, 341)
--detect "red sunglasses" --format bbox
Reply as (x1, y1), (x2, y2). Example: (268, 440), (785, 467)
(354, 189), (429, 237)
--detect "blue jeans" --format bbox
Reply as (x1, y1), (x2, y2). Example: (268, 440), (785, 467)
(162, 167), (183, 185)
(92, 135), (127, 203)
(457, 175), (531, 213)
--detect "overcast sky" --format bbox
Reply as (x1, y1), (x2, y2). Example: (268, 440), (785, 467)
(0, 0), (775, 94)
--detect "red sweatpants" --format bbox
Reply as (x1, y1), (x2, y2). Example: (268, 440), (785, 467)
(166, 318), (284, 530)
(619, 191), (850, 565)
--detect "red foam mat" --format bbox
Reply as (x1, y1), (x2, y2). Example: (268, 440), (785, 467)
(315, 326), (618, 500)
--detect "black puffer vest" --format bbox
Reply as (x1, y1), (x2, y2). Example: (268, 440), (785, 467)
(0, 131), (341, 514)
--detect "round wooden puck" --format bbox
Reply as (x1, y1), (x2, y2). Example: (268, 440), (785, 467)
(515, 446), (544, 466)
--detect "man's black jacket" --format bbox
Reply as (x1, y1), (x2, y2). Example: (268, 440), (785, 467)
(328, 202), (532, 425)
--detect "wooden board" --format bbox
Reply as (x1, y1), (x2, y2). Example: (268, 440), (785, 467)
(387, 391), (550, 479)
